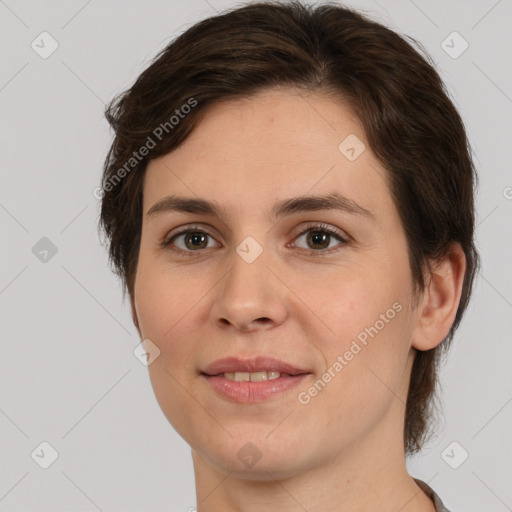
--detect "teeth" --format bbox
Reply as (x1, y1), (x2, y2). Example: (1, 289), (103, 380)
(223, 371), (281, 381)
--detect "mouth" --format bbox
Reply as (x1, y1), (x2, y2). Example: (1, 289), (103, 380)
(218, 370), (293, 381)
(200, 356), (312, 403)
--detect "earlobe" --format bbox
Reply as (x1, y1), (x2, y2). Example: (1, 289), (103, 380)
(411, 243), (467, 351)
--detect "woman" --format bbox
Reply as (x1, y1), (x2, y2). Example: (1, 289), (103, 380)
(98, 2), (479, 510)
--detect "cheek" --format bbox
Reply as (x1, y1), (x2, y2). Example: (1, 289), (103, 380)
(134, 266), (206, 437)
(300, 260), (412, 405)
(135, 253), (197, 336)
(297, 306), (411, 446)
(133, 259), (204, 376)
(304, 259), (405, 342)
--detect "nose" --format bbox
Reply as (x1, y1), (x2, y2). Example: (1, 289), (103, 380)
(210, 247), (288, 333)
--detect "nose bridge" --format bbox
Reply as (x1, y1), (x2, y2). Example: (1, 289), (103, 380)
(225, 234), (272, 303)
(211, 233), (288, 330)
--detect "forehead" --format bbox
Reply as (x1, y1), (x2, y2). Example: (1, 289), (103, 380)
(142, 87), (395, 224)
(173, 88), (365, 167)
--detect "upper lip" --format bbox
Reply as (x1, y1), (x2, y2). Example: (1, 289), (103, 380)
(201, 356), (310, 376)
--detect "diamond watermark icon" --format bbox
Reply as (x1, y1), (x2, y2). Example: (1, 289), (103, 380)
(236, 236), (263, 264)
(31, 31), (59, 59)
(31, 441), (59, 469)
(441, 441), (469, 469)
(237, 442), (262, 468)
(133, 338), (161, 366)
(32, 237), (58, 263)
(441, 31), (469, 59)
(338, 134), (366, 161)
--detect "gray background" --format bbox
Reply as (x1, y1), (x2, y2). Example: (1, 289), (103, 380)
(0, 0), (511, 510)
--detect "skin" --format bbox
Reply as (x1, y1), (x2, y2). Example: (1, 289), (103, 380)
(131, 87), (466, 512)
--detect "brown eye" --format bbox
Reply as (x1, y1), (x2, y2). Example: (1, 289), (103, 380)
(161, 222), (348, 257)
(305, 230), (331, 250)
(162, 227), (218, 254)
(293, 223), (348, 253)
(182, 231), (209, 250)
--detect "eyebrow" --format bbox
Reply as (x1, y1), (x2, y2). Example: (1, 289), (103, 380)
(146, 192), (374, 221)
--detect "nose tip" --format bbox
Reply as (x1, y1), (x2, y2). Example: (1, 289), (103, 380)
(210, 246), (289, 334)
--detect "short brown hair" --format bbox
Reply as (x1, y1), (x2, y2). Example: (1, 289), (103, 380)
(98, 0), (480, 456)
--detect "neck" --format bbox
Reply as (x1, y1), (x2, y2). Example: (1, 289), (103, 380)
(191, 403), (436, 512)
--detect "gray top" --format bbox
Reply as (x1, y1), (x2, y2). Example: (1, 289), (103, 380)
(414, 478), (452, 512)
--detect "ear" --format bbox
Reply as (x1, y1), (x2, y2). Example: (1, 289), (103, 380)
(411, 243), (467, 351)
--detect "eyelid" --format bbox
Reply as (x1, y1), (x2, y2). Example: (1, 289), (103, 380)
(293, 222), (349, 242)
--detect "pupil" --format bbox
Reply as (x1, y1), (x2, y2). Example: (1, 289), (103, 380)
(187, 232), (207, 249)
(309, 231), (329, 249)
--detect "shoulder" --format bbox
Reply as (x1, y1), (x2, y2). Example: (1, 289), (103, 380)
(413, 478), (453, 512)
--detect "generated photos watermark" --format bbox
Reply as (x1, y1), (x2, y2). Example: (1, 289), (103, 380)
(93, 97), (198, 200)
(297, 301), (403, 404)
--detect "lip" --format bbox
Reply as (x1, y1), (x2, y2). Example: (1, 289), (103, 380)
(201, 356), (309, 376)
(201, 356), (311, 403)
(203, 374), (309, 403)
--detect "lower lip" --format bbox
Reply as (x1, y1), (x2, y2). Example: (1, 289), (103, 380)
(203, 374), (310, 403)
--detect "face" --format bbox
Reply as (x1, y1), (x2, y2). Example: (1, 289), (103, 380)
(132, 87), (422, 478)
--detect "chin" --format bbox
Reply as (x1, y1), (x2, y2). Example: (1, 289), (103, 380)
(193, 431), (316, 480)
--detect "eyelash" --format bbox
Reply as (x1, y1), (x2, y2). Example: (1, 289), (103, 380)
(160, 222), (349, 257)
